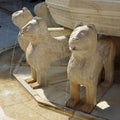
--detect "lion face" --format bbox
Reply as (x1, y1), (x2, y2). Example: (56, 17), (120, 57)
(20, 17), (48, 45)
(69, 25), (97, 57)
(12, 7), (33, 29)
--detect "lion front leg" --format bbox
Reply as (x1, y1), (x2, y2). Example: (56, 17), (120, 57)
(66, 81), (80, 108)
(81, 84), (96, 113)
(25, 67), (36, 83)
(30, 69), (48, 89)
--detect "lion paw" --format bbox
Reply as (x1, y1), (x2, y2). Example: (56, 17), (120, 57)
(30, 82), (41, 89)
(25, 78), (36, 84)
(81, 104), (94, 113)
(66, 98), (79, 108)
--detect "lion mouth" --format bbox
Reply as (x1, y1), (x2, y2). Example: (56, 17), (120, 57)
(70, 47), (77, 51)
(70, 47), (87, 52)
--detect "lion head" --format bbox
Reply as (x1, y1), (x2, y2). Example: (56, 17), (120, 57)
(69, 24), (97, 57)
(12, 7), (33, 29)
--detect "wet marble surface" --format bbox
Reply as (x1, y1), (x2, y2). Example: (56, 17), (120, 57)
(0, 48), (69, 120)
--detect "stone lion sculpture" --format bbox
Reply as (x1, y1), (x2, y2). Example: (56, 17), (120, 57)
(66, 24), (116, 113)
(12, 7), (71, 51)
(12, 7), (33, 52)
(21, 16), (70, 88)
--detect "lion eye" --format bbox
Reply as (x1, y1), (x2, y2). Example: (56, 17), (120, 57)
(72, 37), (79, 41)
(26, 25), (32, 31)
(76, 37), (79, 40)
(81, 32), (85, 35)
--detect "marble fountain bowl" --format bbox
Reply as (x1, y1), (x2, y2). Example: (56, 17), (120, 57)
(46, 0), (120, 36)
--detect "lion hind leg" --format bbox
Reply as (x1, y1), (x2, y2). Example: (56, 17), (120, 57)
(66, 81), (80, 108)
(37, 69), (48, 87)
(102, 59), (114, 88)
(102, 41), (116, 88)
(81, 85), (96, 113)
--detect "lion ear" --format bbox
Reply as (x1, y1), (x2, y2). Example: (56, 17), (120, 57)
(87, 24), (96, 30)
(22, 7), (28, 11)
(74, 22), (83, 28)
